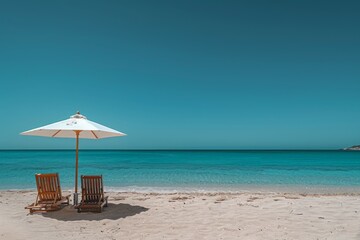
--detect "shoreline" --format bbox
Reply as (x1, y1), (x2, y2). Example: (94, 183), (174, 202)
(3, 189), (360, 197)
(3, 184), (360, 195)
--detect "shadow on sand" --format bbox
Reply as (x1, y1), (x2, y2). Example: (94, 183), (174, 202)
(41, 203), (149, 221)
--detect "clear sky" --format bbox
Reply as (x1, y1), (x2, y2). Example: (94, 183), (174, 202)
(0, 0), (359, 149)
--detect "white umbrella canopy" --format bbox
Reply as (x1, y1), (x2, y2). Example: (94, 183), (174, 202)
(21, 111), (126, 204)
(21, 112), (125, 139)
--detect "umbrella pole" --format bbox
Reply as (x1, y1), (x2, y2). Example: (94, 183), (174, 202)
(74, 131), (80, 205)
(75, 131), (79, 193)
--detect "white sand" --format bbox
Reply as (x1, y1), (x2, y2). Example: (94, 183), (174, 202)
(0, 190), (360, 240)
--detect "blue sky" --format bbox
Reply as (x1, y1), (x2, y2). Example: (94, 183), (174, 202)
(0, 0), (359, 149)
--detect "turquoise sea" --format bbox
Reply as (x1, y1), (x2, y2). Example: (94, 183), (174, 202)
(0, 150), (360, 193)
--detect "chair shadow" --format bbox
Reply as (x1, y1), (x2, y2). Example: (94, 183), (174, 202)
(41, 203), (149, 221)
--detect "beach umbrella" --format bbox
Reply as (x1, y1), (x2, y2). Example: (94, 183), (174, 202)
(21, 111), (126, 204)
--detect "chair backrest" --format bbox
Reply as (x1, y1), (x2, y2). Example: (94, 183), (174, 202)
(81, 175), (105, 203)
(35, 173), (63, 202)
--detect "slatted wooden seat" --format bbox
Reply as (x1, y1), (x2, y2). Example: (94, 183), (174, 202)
(25, 173), (70, 213)
(76, 175), (108, 213)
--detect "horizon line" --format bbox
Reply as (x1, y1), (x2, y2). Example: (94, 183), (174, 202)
(0, 148), (352, 151)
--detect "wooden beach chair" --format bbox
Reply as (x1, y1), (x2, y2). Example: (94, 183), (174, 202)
(25, 173), (70, 213)
(77, 175), (108, 213)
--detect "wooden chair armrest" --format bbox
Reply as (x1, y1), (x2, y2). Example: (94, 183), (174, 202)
(35, 194), (39, 205)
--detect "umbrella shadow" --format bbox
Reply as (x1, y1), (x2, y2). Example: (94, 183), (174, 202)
(41, 203), (149, 221)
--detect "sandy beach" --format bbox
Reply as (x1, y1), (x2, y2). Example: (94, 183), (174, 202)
(0, 191), (359, 240)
